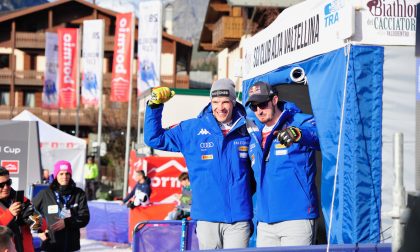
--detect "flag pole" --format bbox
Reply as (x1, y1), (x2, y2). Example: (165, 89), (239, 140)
(75, 28), (81, 137)
(123, 13), (135, 197)
(96, 20), (105, 167)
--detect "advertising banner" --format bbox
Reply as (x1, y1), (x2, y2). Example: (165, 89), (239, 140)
(42, 32), (59, 109)
(58, 28), (80, 109)
(137, 0), (162, 95)
(82, 19), (104, 107)
(242, 0), (353, 80)
(0, 121), (42, 196)
(129, 151), (187, 203)
(111, 13), (134, 102)
(353, 0), (417, 45)
(242, 0), (418, 80)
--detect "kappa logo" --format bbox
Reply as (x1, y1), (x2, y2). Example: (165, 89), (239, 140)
(197, 128), (211, 135)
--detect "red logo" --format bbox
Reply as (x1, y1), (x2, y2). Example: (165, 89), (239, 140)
(1, 160), (19, 174)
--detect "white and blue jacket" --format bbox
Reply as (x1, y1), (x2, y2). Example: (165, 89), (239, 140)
(247, 101), (320, 223)
(144, 103), (253, 223)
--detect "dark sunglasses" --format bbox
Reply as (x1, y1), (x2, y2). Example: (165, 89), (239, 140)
(0, 179), (12, 188)
(249, 100), (271, 112)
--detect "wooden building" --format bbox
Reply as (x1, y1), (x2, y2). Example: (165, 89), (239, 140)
(0, 0), (192, 136)
(198, 0), (302, 91)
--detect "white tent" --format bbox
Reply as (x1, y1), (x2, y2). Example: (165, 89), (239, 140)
(13, 110), (86, 188)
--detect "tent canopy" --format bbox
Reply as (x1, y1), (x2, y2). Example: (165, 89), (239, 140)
(13, 110), (87, 188)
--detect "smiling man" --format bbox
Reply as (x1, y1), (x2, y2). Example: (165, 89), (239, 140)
(144, 79), (253, 250)
(245, 81), (320, 247)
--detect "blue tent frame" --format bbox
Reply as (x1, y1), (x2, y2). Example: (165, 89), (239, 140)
(242, 45), (383, 244)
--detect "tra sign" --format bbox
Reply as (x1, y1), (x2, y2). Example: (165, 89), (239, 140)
(129, 151), (187, 203)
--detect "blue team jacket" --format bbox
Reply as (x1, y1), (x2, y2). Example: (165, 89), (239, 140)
(247, 101), (320, 223)
(144, 103), (253, 223)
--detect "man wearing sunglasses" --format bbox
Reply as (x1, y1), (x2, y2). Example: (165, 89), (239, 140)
(144, 79), (253, 250)
(245, 81), (320, 247)
(0, 167), (37, 252)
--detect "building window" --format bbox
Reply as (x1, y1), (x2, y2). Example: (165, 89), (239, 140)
(0, 54), (9, 69)
(0, 91), (9, 105)
(24, 92), (35, 107)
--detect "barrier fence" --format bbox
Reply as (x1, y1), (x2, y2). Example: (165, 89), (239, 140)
(132, 220), (391, 252)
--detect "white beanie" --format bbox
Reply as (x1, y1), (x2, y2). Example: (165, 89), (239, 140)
(210, 78), (236, 104)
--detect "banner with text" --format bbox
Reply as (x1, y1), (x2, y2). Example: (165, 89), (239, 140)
(353, 0), (417, 45)
(58, 28), (80, 108)
(129, 151), (187, 203)
(82, 19), (104, 107)
(242, 0), (354, 80)
(137, 0), (162, 95)
(42, 32), (59, 109)
(111, 13), (134, 102)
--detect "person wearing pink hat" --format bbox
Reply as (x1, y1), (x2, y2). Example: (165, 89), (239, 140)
(33, 160), (90, 252)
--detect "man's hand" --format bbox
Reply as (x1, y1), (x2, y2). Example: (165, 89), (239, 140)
(39, 230), (49, 241)
(9, 202), (21, 217)
(50, 218), (65, 232)
(148, 87), (175, 106)
(276, 126), (302, 147)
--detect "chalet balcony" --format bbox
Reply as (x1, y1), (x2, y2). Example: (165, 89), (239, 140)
(212, 16), (243, 48)
(0, 70), (189, 89)
(15, 32), (124, 51)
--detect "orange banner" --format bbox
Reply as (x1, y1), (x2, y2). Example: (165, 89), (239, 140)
(129, 151), (187, 203)
(57, 28), (79, 109)
(111, 13), (134, 102)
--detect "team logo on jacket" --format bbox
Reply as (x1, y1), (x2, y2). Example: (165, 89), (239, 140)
(201, 154), (213, 160)
(197, 128), (211, 135)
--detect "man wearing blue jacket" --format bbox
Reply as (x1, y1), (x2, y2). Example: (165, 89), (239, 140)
(245, 81), (320, 247)
(144, 79), (253, 250)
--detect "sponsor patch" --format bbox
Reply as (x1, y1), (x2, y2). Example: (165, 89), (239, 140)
(275, 143), (286, 149)
(275, 149), (288, 156)
(201, 154), (214, 160)
(239, 152), (248, 159)
(238, 146), (248, 152)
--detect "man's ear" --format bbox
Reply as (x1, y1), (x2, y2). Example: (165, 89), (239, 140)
(272, 95), (279, 104)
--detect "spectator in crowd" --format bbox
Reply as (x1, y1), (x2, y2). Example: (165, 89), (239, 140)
(144, 79), (253, 249)
(84, 156), (98, 200)
(33, 160), (90, 252)
(95, 176), (114, 201)
(0, 226), (16, 252)
(245, 81), (320, 247)
(0, 167), (39, 252)
(122, 170), (151, 209)
(165, 172), (192, 220)
(41, 169), (52, 184)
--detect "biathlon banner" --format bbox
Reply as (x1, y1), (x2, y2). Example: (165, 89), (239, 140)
(42, 32), (59, 109)
(353, 0), (417, 45)
(111, 13), (134, 102)
(81, 19), (104, 107)
(137, 0), (162, 95)
(57, 28), (80, 109)
(129, 151), (187, 203)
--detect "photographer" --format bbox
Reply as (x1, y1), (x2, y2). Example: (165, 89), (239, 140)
(0, 167), (39, 252)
